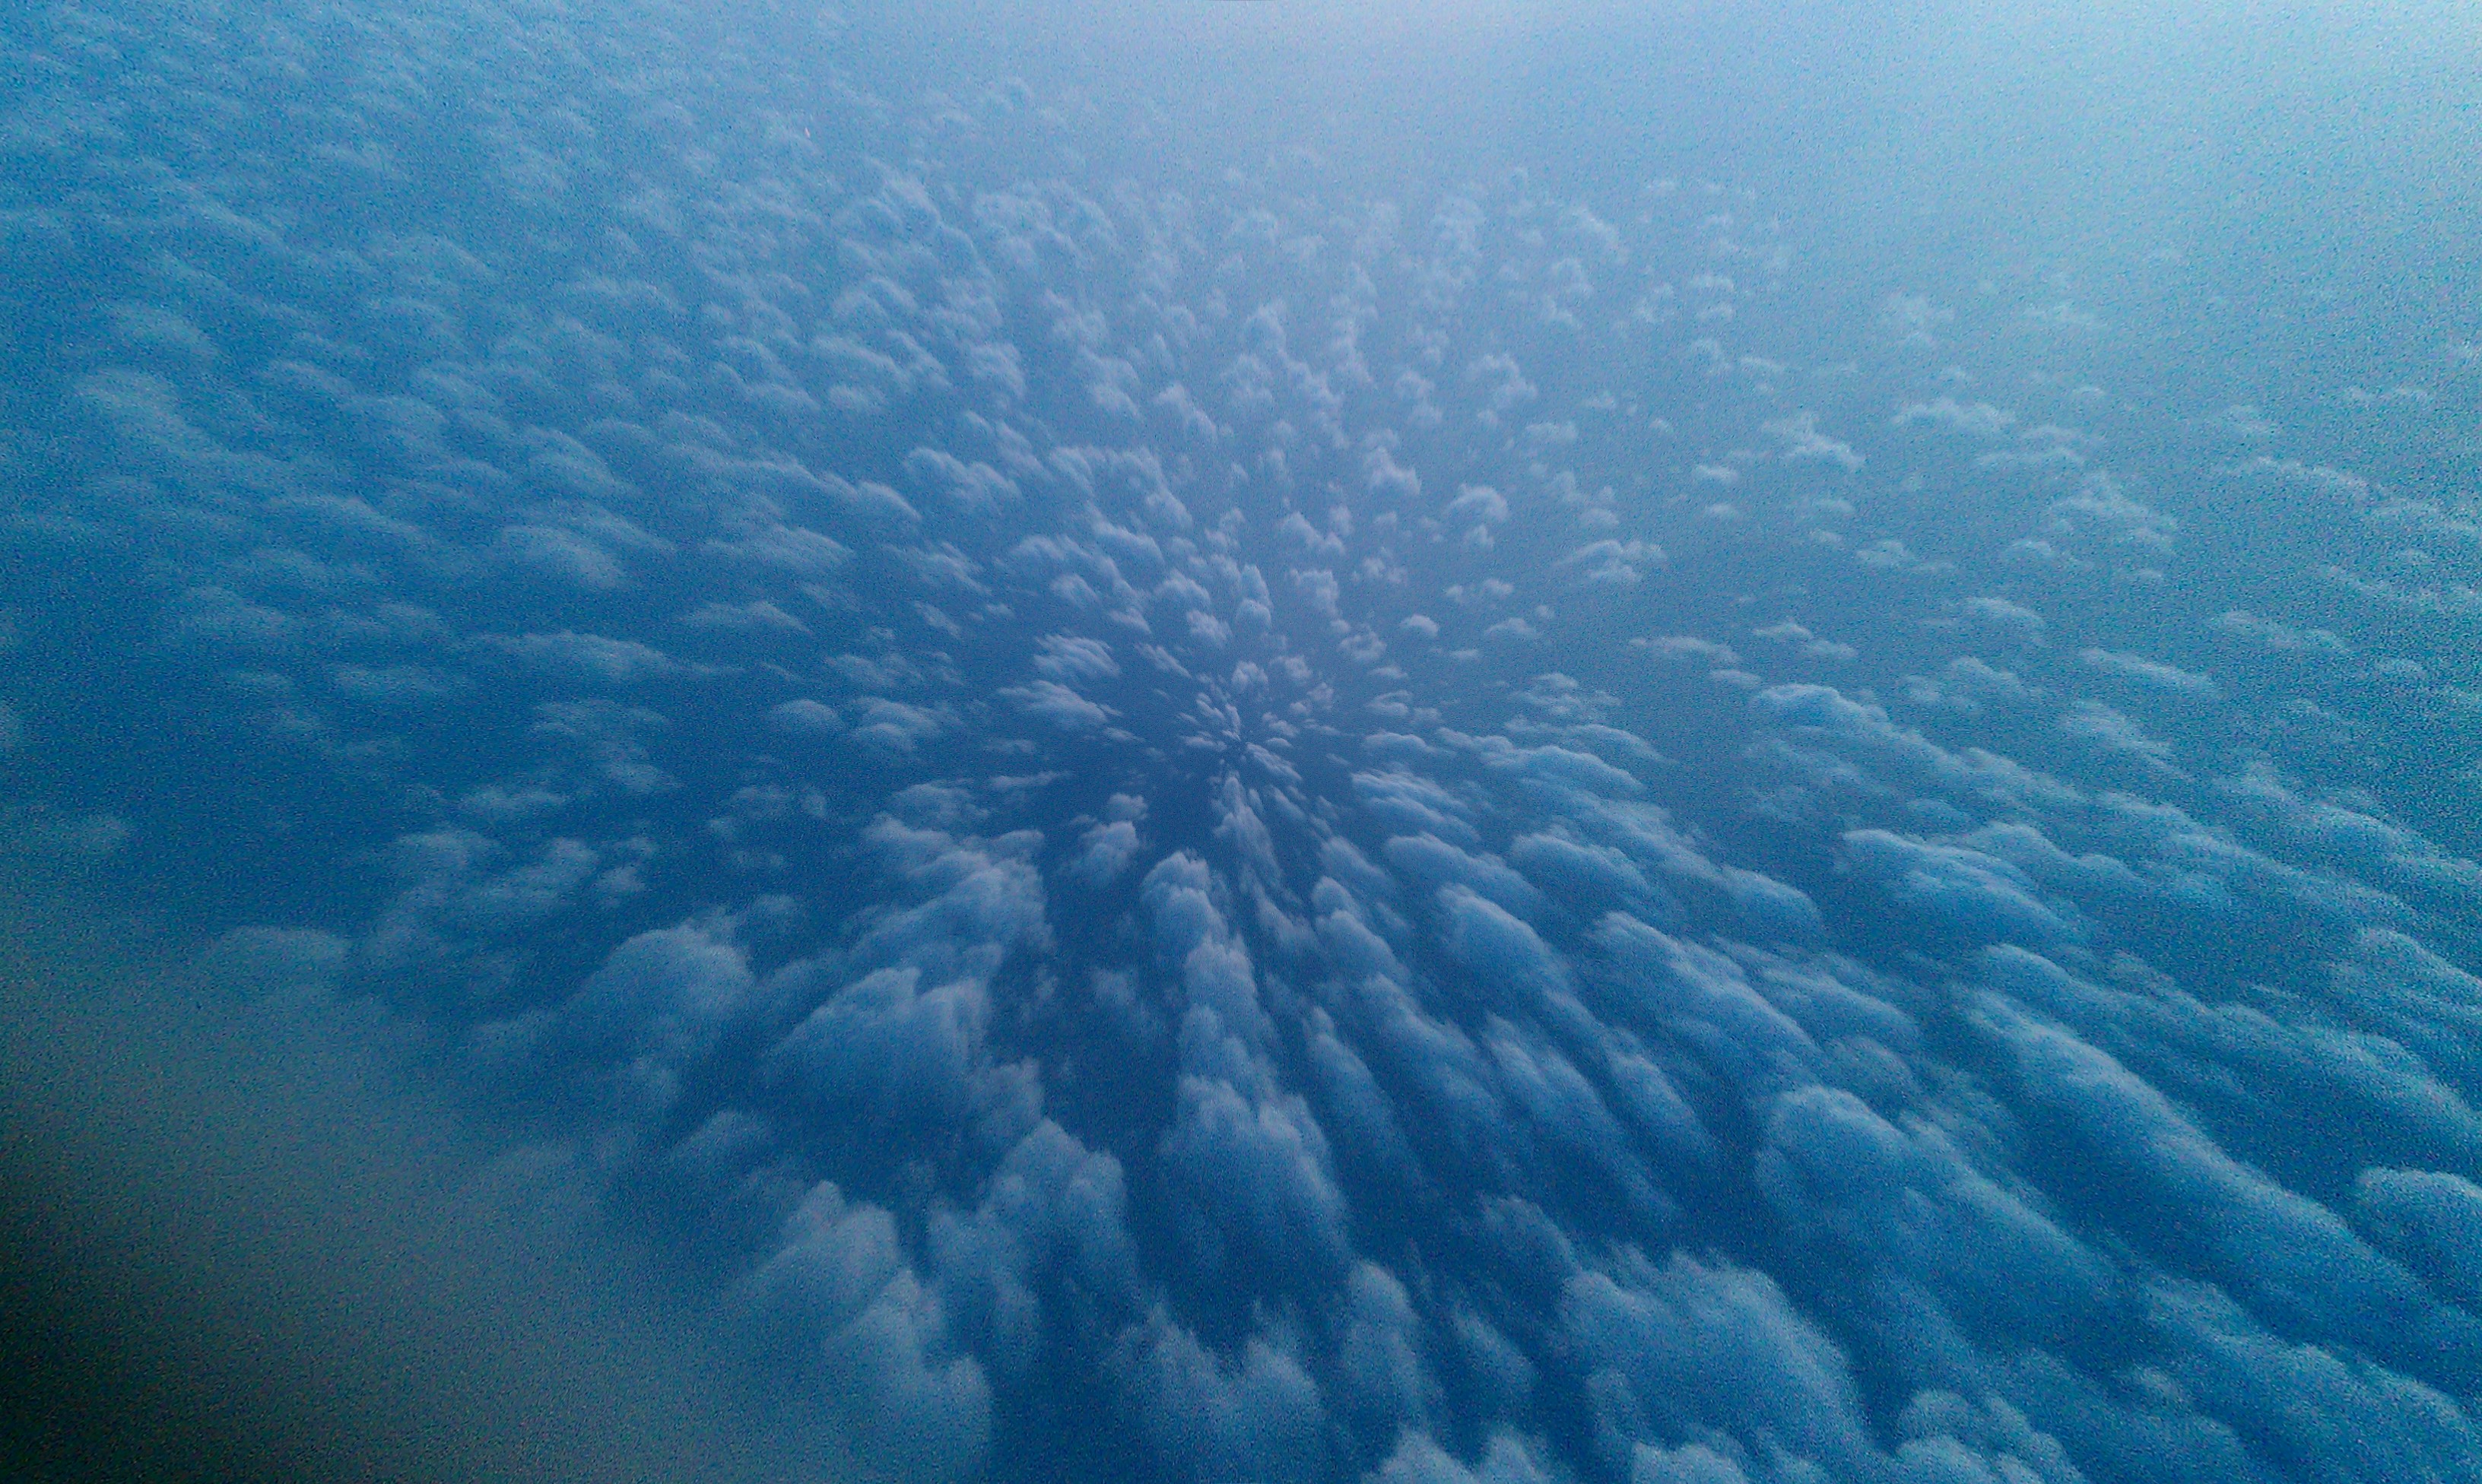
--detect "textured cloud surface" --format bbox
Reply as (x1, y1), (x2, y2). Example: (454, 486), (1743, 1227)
(4, 1), (2481, 1481)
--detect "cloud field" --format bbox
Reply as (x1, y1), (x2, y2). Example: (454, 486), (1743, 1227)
(3, 1), (2481, 1480)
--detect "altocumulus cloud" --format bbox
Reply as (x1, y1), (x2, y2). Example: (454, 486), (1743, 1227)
(4, 0), (2482, 1482)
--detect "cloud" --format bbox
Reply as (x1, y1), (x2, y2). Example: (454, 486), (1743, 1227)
(766, 968), (989, 1127)
(1589, 915), (1823, 1096)
(1753, 683), (2081, 811)
(1563, 539), (1665, 585)
(1115, 1313), (1325, 1484)
(1375, 1431), (1560, 1484)
(998, 679), (1117, 730)
(1901, 655), (2039, 714)
(1844, 829), (2084, 945)
(1893, 397), (2017, 437)
(2143, 1278), (2482, 1484)
(1354, 770), (1483, 848)
(1635, 636), (1741, 667)
(931, 1118), (1140, 1380)
(2045, 474), (2177, 556)
(905, 449), (1020, 512)
(1160, 1070), (1352, 1279)
(1763, 411), (1863, 471)
(1981, 943), (2482, 1182)
(478, 632), (683, 686)
(768, 699), (844, 736)
(1439, 884), (1573, 1003)
(495, 523), (630, 588)
(2057, 700), (2182, 774)
(1071, 819), (1142, 883)
(535, 920), (752, 1111)
(682, 599), (808, 634)
(1033, 633), (1119, 680)
(2229, 455), (2373, 503)
(1385, 834), (1545, 920)
(1960, 595), (2047, 639)
(1970, 995), (2474, 1374)
(1507, 829), (1659, 913)
(1484, 1018), (1672, 1220)
(2079, 647), (2220, 697)
(2214, 609), (2353, 659)
(847, 699), (948, 753)
(30, 21), (2482, 1484)
(700, 521), (851, 575)
(744, 1183), (993, 1482)
(1756, 1083), (2109, 1339)
(1563, 1251), (1875, 1475)
(2357, 1168), (2482, 1308)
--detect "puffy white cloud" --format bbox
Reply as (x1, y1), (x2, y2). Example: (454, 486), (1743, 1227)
(1440, 885), (1572, 1002)
(1564, 1251), (1874, 1474)
(2078, 647), (2220, 698)
(932, 1118), (1140, 1378)
(1508, 829), (1660, 914)
(1971, 996), (2475, 1371)
(1072, 818), (1142, 883)
(905, 448), (1020, 512)
(495, 522), (630, 588)
(1960, 595), (2048, 639)
(1484, 1018), (1671, 1219)
(1563, 539), (1665, 585)
(1589, 915), (1823, 1096)
(2144, 1278), (2482, 1484)
(1116, 1313), (1326, 1484)
(1160, 1067), (1350, 1278)
(1377, 1430), (1562, 1484)
(999, 678), (1117, 730)
(1355, 769), (1484, 848)
(1763, 411), (1863, 471)
(1979, 945), (2482, 1181)
(1333, 1260), (1438, 1441)
(1033, 633), (1120, 680)
(847, 698), (949, 753)
(744, 1183), (993, 1482)
(1844, 829), (2084, 946)
(1385, 834), (1545, 920)
(478, 631), (683, 685)
(1757, 1084), (2109, 1339)
(766, 967), (990, 1127)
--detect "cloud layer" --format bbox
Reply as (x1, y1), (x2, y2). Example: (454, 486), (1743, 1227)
(4, 2), (2481, 1482)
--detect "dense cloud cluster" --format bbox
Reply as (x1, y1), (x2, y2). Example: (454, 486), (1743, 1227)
(5, 1), (2482, 1482)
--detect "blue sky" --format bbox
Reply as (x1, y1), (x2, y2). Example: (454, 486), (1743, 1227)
(2, 2), (2480, 1480)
